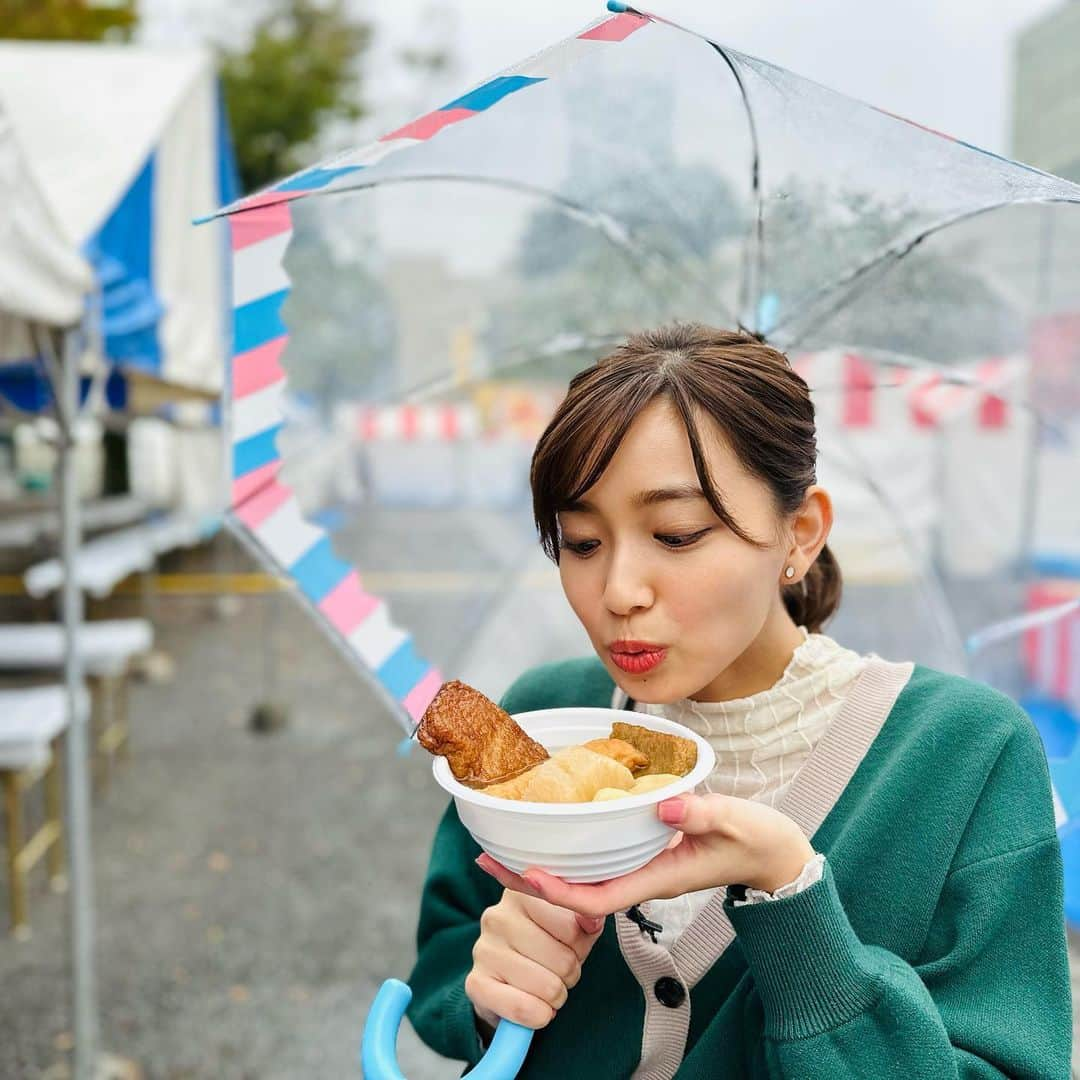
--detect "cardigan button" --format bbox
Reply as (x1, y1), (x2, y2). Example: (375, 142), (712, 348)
(654, 976), (686, 1008)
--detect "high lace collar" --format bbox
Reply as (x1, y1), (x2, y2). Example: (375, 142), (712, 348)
(640, 628), (869, 740)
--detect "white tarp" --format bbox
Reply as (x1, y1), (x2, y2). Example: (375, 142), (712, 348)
(0, 41), (227, 392)
(0, 103), (92, 358)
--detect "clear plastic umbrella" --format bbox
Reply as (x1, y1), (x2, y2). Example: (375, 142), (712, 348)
(203, 3), (1080, 725)
(197, 3), (1080, 1071)
(196, 4), (1080, 1071)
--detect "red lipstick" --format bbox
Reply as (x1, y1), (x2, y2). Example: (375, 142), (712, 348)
(609, 640), (668, 675)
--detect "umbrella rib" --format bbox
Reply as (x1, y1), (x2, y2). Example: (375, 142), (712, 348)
(286, 171), (736, 326)
(774, 195), (1080, 350)
(965, 598), (1080, 658)
(708, 42), (764, 333)
(818, 429), (968, 672)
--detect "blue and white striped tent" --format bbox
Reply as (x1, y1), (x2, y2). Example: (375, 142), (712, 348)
(0, 41), (238, 412)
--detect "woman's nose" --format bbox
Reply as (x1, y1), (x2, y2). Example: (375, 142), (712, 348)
(602, 549), (654, 615)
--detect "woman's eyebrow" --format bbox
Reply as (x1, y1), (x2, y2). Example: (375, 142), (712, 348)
(633, 484), (708, 508)
(561, 484), (707, 514)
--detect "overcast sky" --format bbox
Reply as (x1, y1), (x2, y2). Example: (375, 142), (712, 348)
(141, 0), (1064, 160)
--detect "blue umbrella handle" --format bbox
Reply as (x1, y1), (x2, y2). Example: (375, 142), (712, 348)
(361, 978), (534, 1079)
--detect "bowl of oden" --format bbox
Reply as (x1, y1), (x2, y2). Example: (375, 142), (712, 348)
(418, 681), (716, 883)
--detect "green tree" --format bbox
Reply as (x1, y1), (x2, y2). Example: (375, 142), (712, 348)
(219, 0), (372, 193)
(0, 0), (136, 40)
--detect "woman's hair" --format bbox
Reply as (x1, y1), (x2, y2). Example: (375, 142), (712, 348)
(530, 323), (842, 633)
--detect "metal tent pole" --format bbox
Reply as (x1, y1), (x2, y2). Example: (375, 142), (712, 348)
(56, 328), (99, 1079)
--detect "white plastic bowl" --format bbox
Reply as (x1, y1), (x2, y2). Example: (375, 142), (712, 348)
(432, 707), (716, 883)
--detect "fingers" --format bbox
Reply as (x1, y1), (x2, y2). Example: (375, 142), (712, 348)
(475, 855), (606, 948)
(477, 851), (658, 918)
(467, 891), (595, 1032)
(518, 865), (647, 918)
(465, 970), (556, 1031)
(657, 793), (740, 838)
(474, 933), (575, 1005)
(481, 903), (584, 982)
(522, 896), (605, 958)
(476, 853), (538, 896)
(518, 845), (696, 917)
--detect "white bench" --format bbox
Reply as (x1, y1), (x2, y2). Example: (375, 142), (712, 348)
(22, 512), (220, 598)
(0, 620), (154, 796)
(23, 530), (156, 599)
(0, 684), (88, 770)
(0, 685), (90, 937)
(0, 495), (149, 550)
(0, 620), (153, 676)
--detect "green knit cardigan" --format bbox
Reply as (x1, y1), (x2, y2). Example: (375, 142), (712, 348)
(407, 657), (1072, 1078)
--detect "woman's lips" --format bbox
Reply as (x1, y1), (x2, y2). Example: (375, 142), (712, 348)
(609, 644), (668, 674)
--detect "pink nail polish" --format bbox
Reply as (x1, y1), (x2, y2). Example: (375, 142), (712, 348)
(658, 799), (685, 824)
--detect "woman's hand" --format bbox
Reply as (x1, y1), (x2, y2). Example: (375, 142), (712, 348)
(475, 793), (815, 918)
(465, 889), (606, 1032)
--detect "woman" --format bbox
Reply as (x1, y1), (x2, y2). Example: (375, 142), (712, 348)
(407, 324), (1071, 1078)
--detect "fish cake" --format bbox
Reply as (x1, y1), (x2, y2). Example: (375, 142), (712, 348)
(609, 722), (697, 777)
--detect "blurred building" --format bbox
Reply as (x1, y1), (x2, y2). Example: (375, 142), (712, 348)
(1012, 2), (1080, 180)
(382, 255), (492, 394)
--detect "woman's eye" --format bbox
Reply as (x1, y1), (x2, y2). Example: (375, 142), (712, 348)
(656, 529), (710, 549)
(561, 539), (600, 557)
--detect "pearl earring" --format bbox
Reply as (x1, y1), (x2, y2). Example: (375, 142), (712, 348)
(784, 566), (796, 579)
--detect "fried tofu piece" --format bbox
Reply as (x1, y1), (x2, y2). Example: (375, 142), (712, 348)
(609, 722), (697, 777)
(583, 737), (650, 774)
(417, 680), (548, 788)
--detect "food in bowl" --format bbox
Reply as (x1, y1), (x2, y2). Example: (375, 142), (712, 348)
(417, 680), (697, 804)
(431, 706), (717, 882)
(416, 679), (549, 787)
(480, 744), (633, 801)
(610, 721), (698, 777)
(592, 773), (685, 801)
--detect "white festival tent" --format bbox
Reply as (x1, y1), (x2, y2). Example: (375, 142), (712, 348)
(0, 41), (235, 516)
(0, 44), (236, 1079)
(0, 105), (93, 355)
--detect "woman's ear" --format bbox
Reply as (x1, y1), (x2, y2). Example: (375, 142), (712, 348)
(786, 485), (833, 577)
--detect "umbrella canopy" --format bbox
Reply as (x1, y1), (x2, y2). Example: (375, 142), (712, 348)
(204, 5), (1080, 727)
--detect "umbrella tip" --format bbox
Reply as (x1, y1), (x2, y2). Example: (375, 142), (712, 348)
(607, 1), (629, 11)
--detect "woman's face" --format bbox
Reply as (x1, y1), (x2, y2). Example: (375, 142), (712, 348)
(557, 397), (815, 704)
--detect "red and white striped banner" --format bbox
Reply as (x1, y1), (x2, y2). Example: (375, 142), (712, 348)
(1026, 581), (1080, 711)
(790, 352), (1020, 431)
(355, 403), (481, 442)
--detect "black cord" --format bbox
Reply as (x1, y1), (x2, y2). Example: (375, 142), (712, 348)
(625, 905), (664, 944)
